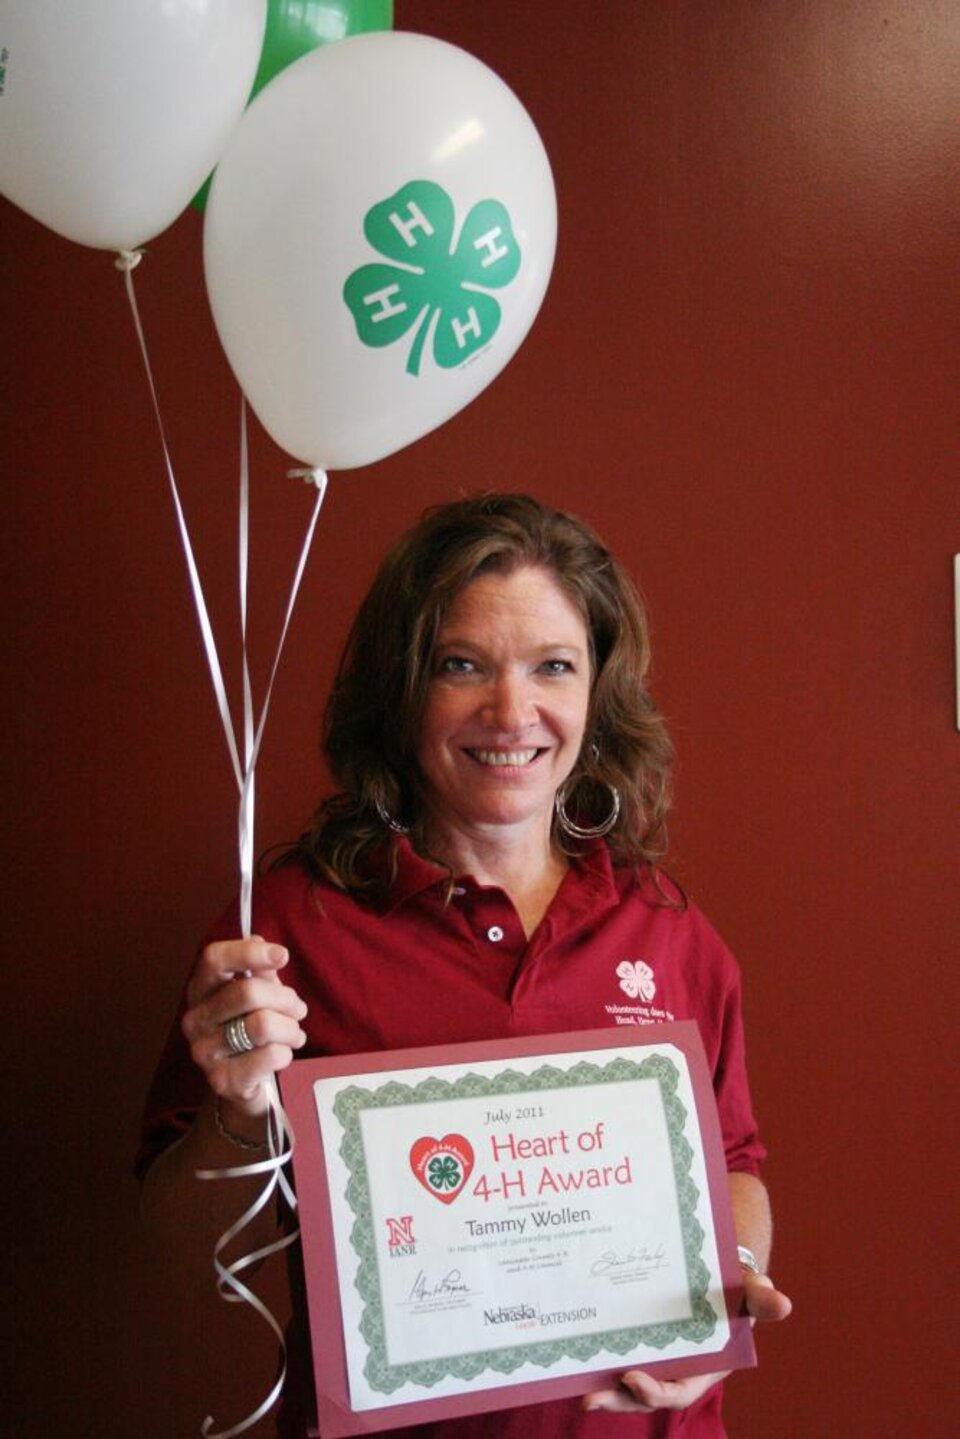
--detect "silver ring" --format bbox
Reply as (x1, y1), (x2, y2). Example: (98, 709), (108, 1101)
(224, 1014), (255, 1056)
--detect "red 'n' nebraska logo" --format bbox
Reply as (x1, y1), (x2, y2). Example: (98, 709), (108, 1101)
(409, 1133), (475, 1204)
(385, 1215), (416, 1253)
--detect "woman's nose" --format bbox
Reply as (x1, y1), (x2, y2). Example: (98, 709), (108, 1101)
(483, 674), (534, 731)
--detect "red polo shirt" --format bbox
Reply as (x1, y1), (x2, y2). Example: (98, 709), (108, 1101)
(139, 841), (765, 1437)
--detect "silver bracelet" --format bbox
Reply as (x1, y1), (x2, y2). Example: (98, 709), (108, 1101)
(737, 1244), (763, 1275)
(214, 1095), (267, 1152)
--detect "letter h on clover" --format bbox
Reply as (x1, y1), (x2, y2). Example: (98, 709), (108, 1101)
(343, 179), (522, 376)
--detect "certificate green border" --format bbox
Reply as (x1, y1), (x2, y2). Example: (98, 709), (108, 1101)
(331, 1053), (717, 1395)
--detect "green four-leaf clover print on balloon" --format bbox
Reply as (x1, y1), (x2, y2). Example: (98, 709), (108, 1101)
(343, 179), (522, 377)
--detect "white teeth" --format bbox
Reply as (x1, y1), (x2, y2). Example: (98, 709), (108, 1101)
(470, 749), (539, 767)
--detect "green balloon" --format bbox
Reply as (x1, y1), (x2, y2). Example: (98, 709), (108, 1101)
(193, 0), (394, 210)
(252, 0), (394, 96)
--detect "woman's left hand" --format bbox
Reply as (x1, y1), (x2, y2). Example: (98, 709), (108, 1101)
(582, 1270), (792, 1414)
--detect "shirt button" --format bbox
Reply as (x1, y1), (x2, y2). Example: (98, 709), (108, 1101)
(487, 925), (505, 943)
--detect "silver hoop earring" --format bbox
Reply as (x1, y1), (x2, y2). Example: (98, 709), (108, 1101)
(554, 780), (621, 840)
(375, 797), (408, 835)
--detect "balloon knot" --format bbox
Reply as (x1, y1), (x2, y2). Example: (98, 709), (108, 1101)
(115, 248), (145, 273)
(288, 467), (327, 491)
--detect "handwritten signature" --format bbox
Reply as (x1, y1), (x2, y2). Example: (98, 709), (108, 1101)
(590, 1245), (667, 1277)
(408, 1268), (473, 1302)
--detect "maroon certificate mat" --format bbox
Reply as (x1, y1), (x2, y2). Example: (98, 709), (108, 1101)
(280, 1022), (754, 1436)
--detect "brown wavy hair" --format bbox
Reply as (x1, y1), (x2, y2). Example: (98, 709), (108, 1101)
(291, 493), (674, 896)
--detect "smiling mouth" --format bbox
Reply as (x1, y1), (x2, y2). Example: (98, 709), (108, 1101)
(465, 748), (543, 767)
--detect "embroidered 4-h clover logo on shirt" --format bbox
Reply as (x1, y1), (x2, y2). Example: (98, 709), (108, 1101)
(617, 960), (657, 1002)
(343, 179), (522, 376)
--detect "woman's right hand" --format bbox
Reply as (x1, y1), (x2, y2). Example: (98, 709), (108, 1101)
(181, 936), (308, 1126)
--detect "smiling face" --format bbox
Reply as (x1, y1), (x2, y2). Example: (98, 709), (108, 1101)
(417, 565), (592, 848)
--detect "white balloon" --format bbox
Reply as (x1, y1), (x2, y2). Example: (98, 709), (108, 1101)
(203, 31), (557, 470)
(0, 0), (266, 251)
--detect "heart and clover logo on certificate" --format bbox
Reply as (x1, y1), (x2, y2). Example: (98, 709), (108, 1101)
(409, 1133), (475, 1204)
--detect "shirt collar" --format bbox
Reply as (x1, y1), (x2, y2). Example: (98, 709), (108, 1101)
(372, 837), (449, 911)
(376, 836), (619, 913)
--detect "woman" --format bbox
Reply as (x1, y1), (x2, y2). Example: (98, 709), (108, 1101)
(139, 493), (790, 1437)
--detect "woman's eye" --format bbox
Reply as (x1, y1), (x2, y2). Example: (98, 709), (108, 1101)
(540, 658), (574, 675)
(438, 656), (476, 675)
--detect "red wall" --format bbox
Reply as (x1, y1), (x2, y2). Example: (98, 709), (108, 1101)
(4, 3), (957, 1435)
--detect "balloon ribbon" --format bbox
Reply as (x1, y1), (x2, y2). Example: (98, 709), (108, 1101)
(118, 248), (326, 1437)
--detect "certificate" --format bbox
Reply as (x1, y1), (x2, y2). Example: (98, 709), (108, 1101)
(280, 1023), (754, 1436)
